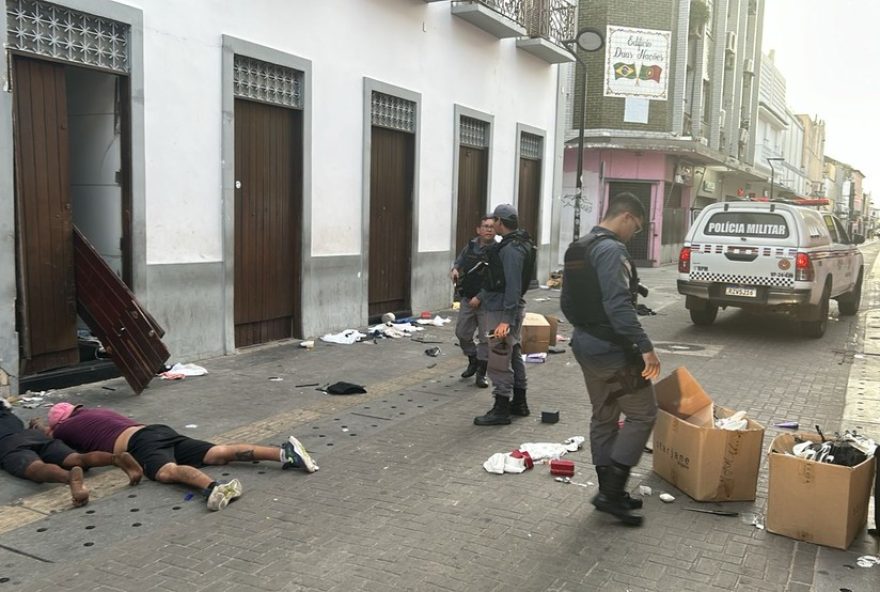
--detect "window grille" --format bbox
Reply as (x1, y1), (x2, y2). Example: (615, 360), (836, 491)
(233, 55), (303, 109)
(520, 132), (543, 160)
(460, 116), (489, 148)
(371, 91), (415, 133)
(6, 0), (130, 73)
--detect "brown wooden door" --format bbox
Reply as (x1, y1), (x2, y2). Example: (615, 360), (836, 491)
(74, 228), (169, 395)
(517, 157), (541, 281)
(609, 181), (652, 265)
(369, 126), (414, 318)
(234, 99), (303, 347)
(12, 56), (79, 374)
(455, 146), (488, 255)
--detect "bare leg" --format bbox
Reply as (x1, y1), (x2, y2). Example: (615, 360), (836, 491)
(113, 453), (144, 485)
(202, 444), (281, 466)
(22, 461), (89, 507)
(154, 462), (214, 490)
(61, 451), (143, 485)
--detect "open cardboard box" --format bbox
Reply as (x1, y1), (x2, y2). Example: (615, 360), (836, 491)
(652, 367), (765, 501)
(767, 433), (875, 550)
(521, 312), (550, 354)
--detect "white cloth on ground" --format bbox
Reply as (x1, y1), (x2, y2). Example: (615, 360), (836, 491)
(320, 330), (367, 345)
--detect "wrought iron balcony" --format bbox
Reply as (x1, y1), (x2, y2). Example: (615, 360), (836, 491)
(516, 0), (576, 63)
(451, 0), (527, 39)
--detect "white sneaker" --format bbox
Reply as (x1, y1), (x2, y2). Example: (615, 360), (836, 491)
(282, 436), (319, 473)
(206, 479), (243, 511)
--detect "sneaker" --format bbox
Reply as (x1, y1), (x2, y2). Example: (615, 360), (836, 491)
(206, 479), (243, 511)
(282, 436), (319, 473)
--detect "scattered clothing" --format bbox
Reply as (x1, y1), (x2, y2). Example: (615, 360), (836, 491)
(160, 363), (208, 379)
(320, 330), (367, 345)
(715, 410), (748, 431)
(325, 382), (367, 395)
(415, 316), (452, 327)
(483, 437), (585, 474)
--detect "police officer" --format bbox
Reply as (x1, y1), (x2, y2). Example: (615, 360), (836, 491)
(450, 216), (496, 388)
(472, 204), (536, 426)
(560, 193), (661, 526)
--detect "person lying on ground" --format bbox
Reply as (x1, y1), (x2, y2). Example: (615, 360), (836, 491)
(1, 398), (142, 508)
(35, 403), (318, 512)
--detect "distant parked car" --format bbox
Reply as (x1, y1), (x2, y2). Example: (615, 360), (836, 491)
(677, 201), (864, 338)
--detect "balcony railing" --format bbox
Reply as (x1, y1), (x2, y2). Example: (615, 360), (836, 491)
(472, 0), (524, 23)
(523, 0), (575, 46)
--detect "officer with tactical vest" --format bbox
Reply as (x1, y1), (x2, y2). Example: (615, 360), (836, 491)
(450, 215), (496, 388)
(561, 193), (661, 526)
(471, 204), (536, 426)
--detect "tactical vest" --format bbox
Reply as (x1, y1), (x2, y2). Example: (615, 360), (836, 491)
(483, 229), (536, 297)
(560, 231), (640, 345)
(457, 241), (486, 298)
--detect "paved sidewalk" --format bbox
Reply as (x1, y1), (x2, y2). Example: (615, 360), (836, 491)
(0, 246), (878, 591)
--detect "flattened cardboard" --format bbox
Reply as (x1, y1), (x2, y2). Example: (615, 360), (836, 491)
(521, 312), (550, 354)
(767, 433), (875, 550)
(652, 367), (765, 501)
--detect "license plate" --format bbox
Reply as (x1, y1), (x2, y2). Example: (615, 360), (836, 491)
(725, 286), (757, 297)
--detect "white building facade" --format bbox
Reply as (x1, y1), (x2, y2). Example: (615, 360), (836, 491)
(0, 0), (572, 394)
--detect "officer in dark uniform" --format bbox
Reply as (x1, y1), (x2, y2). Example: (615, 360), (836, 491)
(472, 204), (536, 426)
(450, 215), (496, 388)
(560, 193), (661, 526)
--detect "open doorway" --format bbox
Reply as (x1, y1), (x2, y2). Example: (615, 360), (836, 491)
(13, 56), (132, 389)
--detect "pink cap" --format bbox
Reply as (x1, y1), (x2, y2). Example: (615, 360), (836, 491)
(48, 402), (81, 428)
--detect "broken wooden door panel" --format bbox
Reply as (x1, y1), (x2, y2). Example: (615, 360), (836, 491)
(12, 56), (79, 374)
(73, 228), (169, 394)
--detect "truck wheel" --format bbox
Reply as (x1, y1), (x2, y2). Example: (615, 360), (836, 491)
(801, 286), (830, 338)
(837, 271), (863, 316)
(690, 305), (718, 326)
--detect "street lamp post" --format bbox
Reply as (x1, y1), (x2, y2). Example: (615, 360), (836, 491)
(767, 157), (784, 202)
(563, 27), (604, 241)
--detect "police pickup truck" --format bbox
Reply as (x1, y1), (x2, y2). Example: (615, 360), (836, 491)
(677, 201), (864, 338)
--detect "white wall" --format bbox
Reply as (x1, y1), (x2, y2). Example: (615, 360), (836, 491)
(117, 0), (559, 263)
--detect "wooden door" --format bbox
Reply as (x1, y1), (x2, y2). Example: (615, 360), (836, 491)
(609, 182), (652, 265)
(234, 99), (303, 347)
(455, 146), (488, 255)
(518, 157), (541, 281)
(369, 126), (414, 318)
(12, 56), (79, 374)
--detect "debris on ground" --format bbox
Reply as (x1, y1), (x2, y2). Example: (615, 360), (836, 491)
(322, 382), (367, 395)
(774, 420), (799, 429)
(522, 353), (547, 363)
(683, 507), (739, 516)
(299, 340), (315, 349)
(638, 485), (653, 496)
(483, 437), (585, 474)
(159, 362), (208, 380)
(659, 493), (675, 503)
(320, 330), (367, 345)
(425, 347), (441, 357)
(416, 315), (451, 327)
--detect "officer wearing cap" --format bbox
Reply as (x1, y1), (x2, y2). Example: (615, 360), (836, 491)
(561, 192), (661, 526)
(471, 204), (536, 426)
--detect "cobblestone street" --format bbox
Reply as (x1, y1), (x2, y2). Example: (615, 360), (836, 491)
(1, 245), (878, 592)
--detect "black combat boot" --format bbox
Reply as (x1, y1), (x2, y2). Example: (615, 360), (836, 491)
(461, 355), (479, 378)
(510, 387), (530, 417)
(475, 361), (489, 388)
(474, 396), (511, 426)
(596, 465), (642, 509)
(591, 464), (644, 526)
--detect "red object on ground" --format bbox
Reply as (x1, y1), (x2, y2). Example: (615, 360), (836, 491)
(420, 311), (432, 319)
(550, 459), (575, 477)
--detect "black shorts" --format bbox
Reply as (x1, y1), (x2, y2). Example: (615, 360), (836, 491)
(127, 425), (215, 481)
(0, 430), (77, 479)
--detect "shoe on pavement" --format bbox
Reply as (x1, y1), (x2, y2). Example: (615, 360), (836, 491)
(207, 479), (243, 511)
(282, 436), (319, 472)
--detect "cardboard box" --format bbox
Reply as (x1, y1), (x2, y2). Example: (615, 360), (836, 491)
(544, 315), (559, 346)
(652, 368), (765, 501)
(766, 433), (875, 550)
(521, 312), (550, 354)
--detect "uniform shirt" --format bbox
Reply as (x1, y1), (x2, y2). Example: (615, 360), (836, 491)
(478, 235), (527, 324)
(52, 408), (142, 453)
(453, 238), (492, 298)
(588, 226), (653, 354)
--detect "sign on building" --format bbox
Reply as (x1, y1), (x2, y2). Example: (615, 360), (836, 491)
(604, 26), (671, 101)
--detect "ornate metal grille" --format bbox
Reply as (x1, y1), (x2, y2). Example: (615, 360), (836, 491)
(523, 0), (575, 46)
(460, 116), (489, 148)
(520, 132), (542, 160)
(465, 0), (525, 24)
(233, 55), (303, 109)
(6, 0), (129, 73)
(371, 91), (415, 133)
